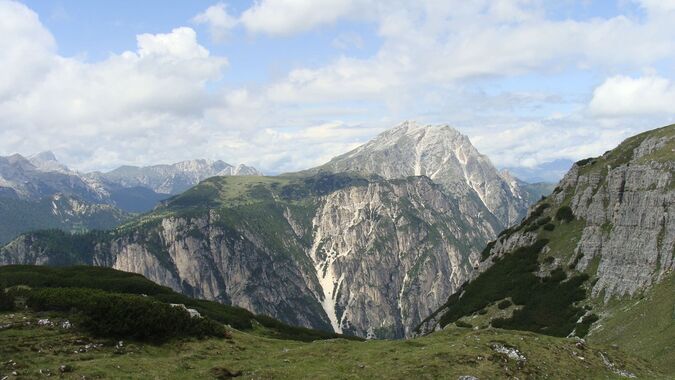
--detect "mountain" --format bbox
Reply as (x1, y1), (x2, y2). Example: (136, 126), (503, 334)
(499, 169), (556, 204)
(0, 152), (132, 244)
(0, 193), (129, 245)
(417, 124), (674, 372)
(0, 153), (104, 202)
(94, 159), (263, 195)
(0, 153), (262, 243)
(304, 121), (533, 228)
(0, 123), (557, 338)
(0, 172), (497, 338)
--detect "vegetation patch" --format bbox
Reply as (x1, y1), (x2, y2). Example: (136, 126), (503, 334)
(0, 265), (360, 342)
(555, 206), (575, 223)
(27, 287), (226, 342)
(433, 240), (590, 337)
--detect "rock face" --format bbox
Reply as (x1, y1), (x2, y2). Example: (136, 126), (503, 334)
(95, 159), (263, 195)
(555, 131), (674, 301)
(417, 124), (674, 334)
(308, 121), (530, 228)
(1, 174), (495, 338)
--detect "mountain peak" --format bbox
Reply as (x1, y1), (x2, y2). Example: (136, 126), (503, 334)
(30, 151), (58, 162)
(310, 120), (528, 227)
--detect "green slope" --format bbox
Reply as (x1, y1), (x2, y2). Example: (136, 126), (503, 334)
(0, 312), (660, 379)
(588, 273), (674, 372)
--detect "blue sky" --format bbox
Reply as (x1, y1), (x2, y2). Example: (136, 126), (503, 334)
(1, 0), (674, 181)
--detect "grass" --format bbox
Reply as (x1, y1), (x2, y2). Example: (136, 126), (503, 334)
(588, 273), (675, 374)
(0, 311), (661, 379)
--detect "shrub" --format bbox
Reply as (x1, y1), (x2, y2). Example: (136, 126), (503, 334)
(569, 253), (584, 270)
(0, 288), (15, 311)
(543, 223), (555, 231)
(27, 287), (226, 342)
(497, 299), (512, 310)
(574, 314), (599, 337)
(555, 206), (574, 223)
(575, 157), (595, 167)
(480, 241), (496, 262)
(455, 320), (473, 328)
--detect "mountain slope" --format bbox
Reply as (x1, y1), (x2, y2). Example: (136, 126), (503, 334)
(0, 194), (129, 245)
(1, 172), (496, 338)
(417, 124), (674, 373)
(305, 121), (531, 228)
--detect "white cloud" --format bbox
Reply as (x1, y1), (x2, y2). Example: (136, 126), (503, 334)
(589, 75), (675, 116)
(192, 3), (238, 42)
(239, 0), (364, 36)
(0, 0), (55, 100)
(2, 0), (675, 179)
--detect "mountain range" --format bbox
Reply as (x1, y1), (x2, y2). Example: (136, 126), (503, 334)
(1, 122), (555, 338)
(0, 152), (261, 244)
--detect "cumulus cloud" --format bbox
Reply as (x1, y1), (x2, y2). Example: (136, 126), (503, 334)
(589, 75), (675, 116)
(192, 3), (238, 42)
(0, 0), (55, 100)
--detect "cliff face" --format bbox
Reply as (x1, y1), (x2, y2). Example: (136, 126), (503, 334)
(556, 131), (674, 301)
(1, 174), (494, 338)
(417, 124), (674, 335)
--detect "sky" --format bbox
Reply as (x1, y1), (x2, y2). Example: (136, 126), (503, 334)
(1, 0), (674, 182)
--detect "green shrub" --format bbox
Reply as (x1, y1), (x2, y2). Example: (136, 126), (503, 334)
(575, 158), (595, 166)
(569, 253), (584, 270)
(455, 320), (473, 328)
(497, 299), (512, 309)
(27, 287), (226, 342)
(0, 288), (15, 311)
(480, 241), (496, 262)
(543, 223), (555, 231)
(574, 314), (599, 337)
(555, 206), (574, 223)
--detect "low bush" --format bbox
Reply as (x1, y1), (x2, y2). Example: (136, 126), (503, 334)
(27, 287), (226, 342)
(497, 299), (512, 310)
(0, 288), (14, 311)
(569, 253), (584, 270)
(574, 314), (599, 337)
(543, 223), (555, 231)
(555, 206), (575, 223)
(455, 320), (473, 328)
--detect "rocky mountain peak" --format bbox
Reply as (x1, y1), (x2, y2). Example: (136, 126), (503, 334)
(30, 151), (58, 162)
(313, 121), (529, 227)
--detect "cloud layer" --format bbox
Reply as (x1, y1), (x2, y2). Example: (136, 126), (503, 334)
(0, 0), (674, 181)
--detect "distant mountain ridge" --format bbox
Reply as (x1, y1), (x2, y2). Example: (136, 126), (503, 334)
(93, 159), (262, 195)
(0, 152), (261, 244)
